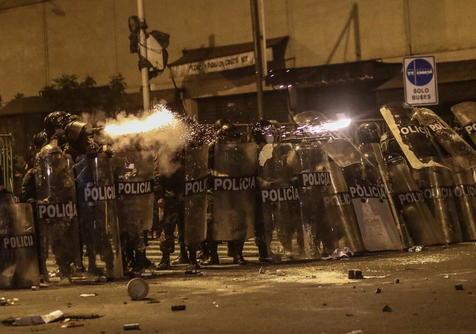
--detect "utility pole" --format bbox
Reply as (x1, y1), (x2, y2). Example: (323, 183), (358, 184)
(250, 0), (266, 120)
(137, 0), (150, 112)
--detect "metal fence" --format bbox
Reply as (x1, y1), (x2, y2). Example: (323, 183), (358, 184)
(0, 134), (14, 192)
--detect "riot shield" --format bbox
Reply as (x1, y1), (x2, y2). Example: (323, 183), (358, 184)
(450, 163), (476, 241)
(322, 160), (365, 254)
(183, 144), (208, 249)
(258, 142), (304, 261)
(35, 141), (81, 280)
(414, 167), (463, 244)
(295, 141), (328, 258)
(451, 102), (476, 147)
(358, 142), (409, 248)
(413, 107), (476, 169)
(344, 159), (403, 252)
(212, 142), (257, 241)
(380, 105), (445, 170)
(386, 156), (444, 245)
(0, 197), (40, 289)
(75, 153), (123, 279)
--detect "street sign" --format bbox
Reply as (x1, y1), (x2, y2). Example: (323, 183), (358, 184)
(403, 56), (438, 106)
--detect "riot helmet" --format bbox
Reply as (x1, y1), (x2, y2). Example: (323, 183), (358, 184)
(44, 111), (69, 138)
(252, 119), (278, 144)
(357, 122), (381, 144)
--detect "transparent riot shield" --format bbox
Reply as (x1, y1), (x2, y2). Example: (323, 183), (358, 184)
(414, 167), (463, 244)
(114, 150), (154, 272)
(359, 142), (408, 248)
(386, 156), (444, 245)
(295, 141), (328, 258)
(212, 142), (257, 241)
(450, 163), (476, 241)
(35, 141), (81, 281)
(258, 142), (304, 261)
(322, 160), (365, 254)
(451, 102), (476, 147)
(344, 163), (403, 251)
(0, 197), (40, 289)
(75, 153), (123, 279)
(183, 145), (208, 250)
(413, 107), (476, 170)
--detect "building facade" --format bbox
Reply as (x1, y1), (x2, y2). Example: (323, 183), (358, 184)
(1, 0), (476, 103)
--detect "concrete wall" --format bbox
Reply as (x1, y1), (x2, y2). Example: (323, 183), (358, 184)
(1, 0), (476, 102)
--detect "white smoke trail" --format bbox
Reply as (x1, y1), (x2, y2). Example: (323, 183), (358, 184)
(103, 104), (190, 176)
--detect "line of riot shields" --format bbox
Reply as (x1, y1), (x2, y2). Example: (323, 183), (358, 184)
(2, 103), (476, 289)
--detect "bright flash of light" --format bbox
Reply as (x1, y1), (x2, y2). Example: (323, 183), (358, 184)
(300, 118), (352, 134)
(103, 105), (178, 137)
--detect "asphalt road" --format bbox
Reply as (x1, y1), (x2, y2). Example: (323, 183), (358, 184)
(1, 243), (476, 334)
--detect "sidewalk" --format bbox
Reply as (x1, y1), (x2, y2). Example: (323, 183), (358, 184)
(1, 243), (476, 333)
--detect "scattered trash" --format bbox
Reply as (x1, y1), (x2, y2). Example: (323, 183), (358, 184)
(444, 274), (449, 279)
(394, 279), (400, 284)
(79, 293), (97, 298)
(408, 245), (424, 252)
(123, 323), (140, 330)
(322, 247), (354, 260)
(147, 299), (160, 304)
(276, 270), (286, 276)
(127, 278), (149, 301)
(348, 270), (363, 279)
(345, 330), (363, 334)
(10, 310), (64, 326)
(322, 303), (327, 307)
(212, 301), (219, 308)
(382, 305), (393, 312)
(455, 283), (464, 291)
(345, 313), (354, 317)
(0, 297), (18, 306)
(61, 321), (84, 329)
(171, 304), (186, 311)
(376, 288), (382, 294)
(258, 267), (265, 274)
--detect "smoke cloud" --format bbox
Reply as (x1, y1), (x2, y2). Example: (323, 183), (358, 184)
(103, 104), (190, 176)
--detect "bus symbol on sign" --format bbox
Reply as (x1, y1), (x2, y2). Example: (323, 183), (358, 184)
(406, 59), (434, 86)
(403, 56), (438, 106)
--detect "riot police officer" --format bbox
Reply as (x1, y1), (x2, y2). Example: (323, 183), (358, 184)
(156, 150), (188, 269)
(210, 120), (258, 265)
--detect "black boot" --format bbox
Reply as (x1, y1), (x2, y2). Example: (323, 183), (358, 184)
(159, 253), (171, 270)
(258, 243), (272, 263)
(202, 241), (219, 265)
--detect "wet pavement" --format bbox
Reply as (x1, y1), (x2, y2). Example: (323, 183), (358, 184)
(1, 243), (476, 333)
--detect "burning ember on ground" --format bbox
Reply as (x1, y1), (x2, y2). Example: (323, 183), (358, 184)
(103, 104), (180, 137)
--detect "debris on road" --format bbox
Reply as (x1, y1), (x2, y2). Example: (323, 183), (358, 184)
(171, 304), (186, 311)
(276, 269), (286, 276)
(123, 323), (140, 330)
(258, 267), (265, 274)
(455, 283), (464, 291)
(322, 247), (354, 260)
(408, 245), (424, 252)
(127, 278), (149, 300)
(394, 279), (400, 284)
(79, 293), (97, 297)
(9, 310), (64, 326)
(0, 297), (18, 306)
(382, 305), (393, 312)
(348, 270), (363, 279)
(376, 288), (382, 294)
(61, 319), (84, 329)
